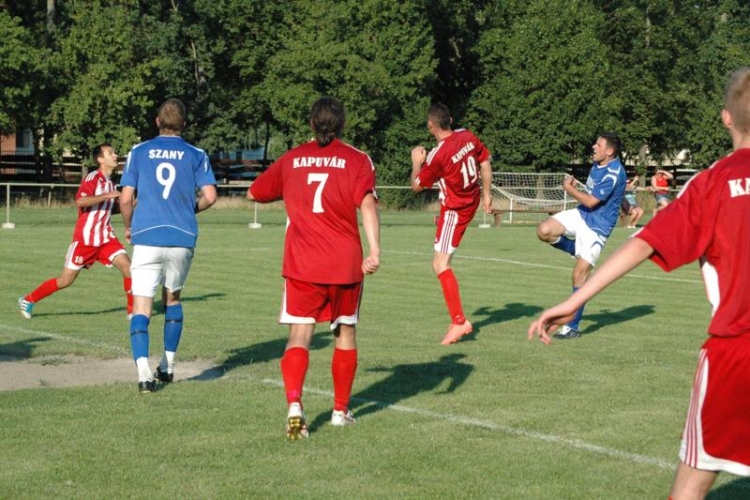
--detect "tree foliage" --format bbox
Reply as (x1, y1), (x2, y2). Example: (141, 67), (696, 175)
(2, 0), (750, 179)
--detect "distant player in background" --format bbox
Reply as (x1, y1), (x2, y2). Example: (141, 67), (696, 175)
(529, 66), (750, 499)
(248, 96), (380, 440)
(120, 98), (217, 393)
(410, 103), (492, 345)
(651, 168), (674, 212)
(18, 143), (133, 320)
(621, 174), (645, 228)
(535, 133), (626, 339)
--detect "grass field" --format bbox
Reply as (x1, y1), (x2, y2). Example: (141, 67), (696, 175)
(1, 205), (749, 499)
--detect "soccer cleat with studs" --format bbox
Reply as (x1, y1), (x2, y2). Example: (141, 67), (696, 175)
(153, 366), (173, 384)
(286, 402), (309, 441)
(553, 325), (582, 340)
(138, 380), (155, 393)
(18, 297), (33, 319)
(331, 409), (356, 427)
(441, 320), (473, 345)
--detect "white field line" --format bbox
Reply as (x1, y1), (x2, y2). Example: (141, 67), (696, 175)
(385, 250), (702, 284)
(1, 323), (674, 469)
(260, 377), (675, 471)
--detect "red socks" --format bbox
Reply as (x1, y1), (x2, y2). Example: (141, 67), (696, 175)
(437, 269), (466, 325)
(26, 278), (59, 303)
(332, 348), (358, 412)
(123, 277), (133, 311)
(280, 347), (309, 405)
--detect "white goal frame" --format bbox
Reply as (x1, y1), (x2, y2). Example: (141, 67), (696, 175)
(490, 172), (582, 224)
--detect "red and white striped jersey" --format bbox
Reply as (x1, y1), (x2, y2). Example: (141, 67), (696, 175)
(72, 169), (116, 247)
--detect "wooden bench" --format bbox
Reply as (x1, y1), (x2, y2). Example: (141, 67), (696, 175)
(491, 208), (557, 226)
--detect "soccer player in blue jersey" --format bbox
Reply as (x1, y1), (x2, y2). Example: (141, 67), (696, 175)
(535, 133), (626, 339)
(119, 98), (218, 392)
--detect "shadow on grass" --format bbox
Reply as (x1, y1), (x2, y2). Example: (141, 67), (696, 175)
(28, 292), (226, 319)
(308, 353), (474, 432)
(189, 330), (332, 381)
(706, 477), (750, 499)
(581, 304), (656, 335)
(468, 302), (544, 340)
(0, 337), (50, 360)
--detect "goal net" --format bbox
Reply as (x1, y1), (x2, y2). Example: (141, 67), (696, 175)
(490, 172), (582, 224)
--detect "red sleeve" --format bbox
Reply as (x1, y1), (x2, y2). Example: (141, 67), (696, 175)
(636, 170), (717, 271)
(75, 173), (96, 200)
(354, 155), (377, 205)
(249, 158), (284, 202)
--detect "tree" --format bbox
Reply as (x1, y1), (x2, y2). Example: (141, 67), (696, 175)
(468, 0), (609, 171)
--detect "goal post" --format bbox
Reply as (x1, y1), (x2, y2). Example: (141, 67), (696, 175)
(490, 172), (581, 224)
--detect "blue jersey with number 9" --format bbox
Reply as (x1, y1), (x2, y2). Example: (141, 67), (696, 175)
(122, 135), (216, 247)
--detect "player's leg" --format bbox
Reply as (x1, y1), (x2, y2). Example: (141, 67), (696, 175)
(537, 211), (575, 256)
(669, 462), (717, 500)
(154, 247), (194, 384)
(329, 283), (361, 426)
(555, 222), (602, 340)
(279, 278), (324, 440)
(19, 242), (87, 318)
(433, 209), (473, 345)
(128, 245), (162, 393)
(110, 252), (133, 319)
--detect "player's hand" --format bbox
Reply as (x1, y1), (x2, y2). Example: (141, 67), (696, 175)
(362, 254), (379, 275)
(482, 193), (493, 214)
(527, 304), (578, 344)
(411, 146), (427, 167)
(125, 227), (132, 244)
(105, 190), (120, 199)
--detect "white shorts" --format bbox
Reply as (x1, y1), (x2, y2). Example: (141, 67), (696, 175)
(130, 245), (194, 297)
(552, 209), (607, 266)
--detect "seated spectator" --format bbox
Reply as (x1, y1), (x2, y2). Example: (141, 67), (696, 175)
(651, 169), (673, 213)
(621, 175), (645, 228)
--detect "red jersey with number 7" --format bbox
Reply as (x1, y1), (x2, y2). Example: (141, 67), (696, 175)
(415, 129), (490, 211)
(249, 138), (376, 285)
(73, 169), (117, 247)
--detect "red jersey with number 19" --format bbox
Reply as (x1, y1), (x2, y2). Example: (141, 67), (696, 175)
(249, 138), (376, 285)
(416, 129), (490, 211)
(73, 170), (117, 247)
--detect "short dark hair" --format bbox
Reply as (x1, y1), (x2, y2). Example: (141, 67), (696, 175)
(92, 143), (112, 165)
(427, 103), (452, 130)
(599, 132), (622, 158)
(158, 98), (186, 133)
(310, 97), (345, 147)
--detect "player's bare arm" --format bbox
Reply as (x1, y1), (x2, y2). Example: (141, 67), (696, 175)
(195, 184), (218, 213)
(360, 193), (380, 275)
(75, 190), (120, 208)
(480, 159), (493, 213)
(410, 146), (427, 193)
(563, 175), (600, 208)
(119, 186), (136, 242)
(528, 237), (655, 344)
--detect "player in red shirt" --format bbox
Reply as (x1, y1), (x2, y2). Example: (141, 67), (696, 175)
(248, 97), (380, 440)
(411, 103), (493, 345)
(18, 143), (133, 319)
(528, 67), (750, 499)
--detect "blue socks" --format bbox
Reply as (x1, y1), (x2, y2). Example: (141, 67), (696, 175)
(551, 236), (576, 256)
(569, 287), (585, 330)
(129, 314), (150, 361)
(164, 304), (184, 352)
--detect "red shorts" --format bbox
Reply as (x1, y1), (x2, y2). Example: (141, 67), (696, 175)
(680, 335), (750, 475)
(64, 238), (127, 271)
(434, 203), (478, 254)
(280, 278), (363, 329)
